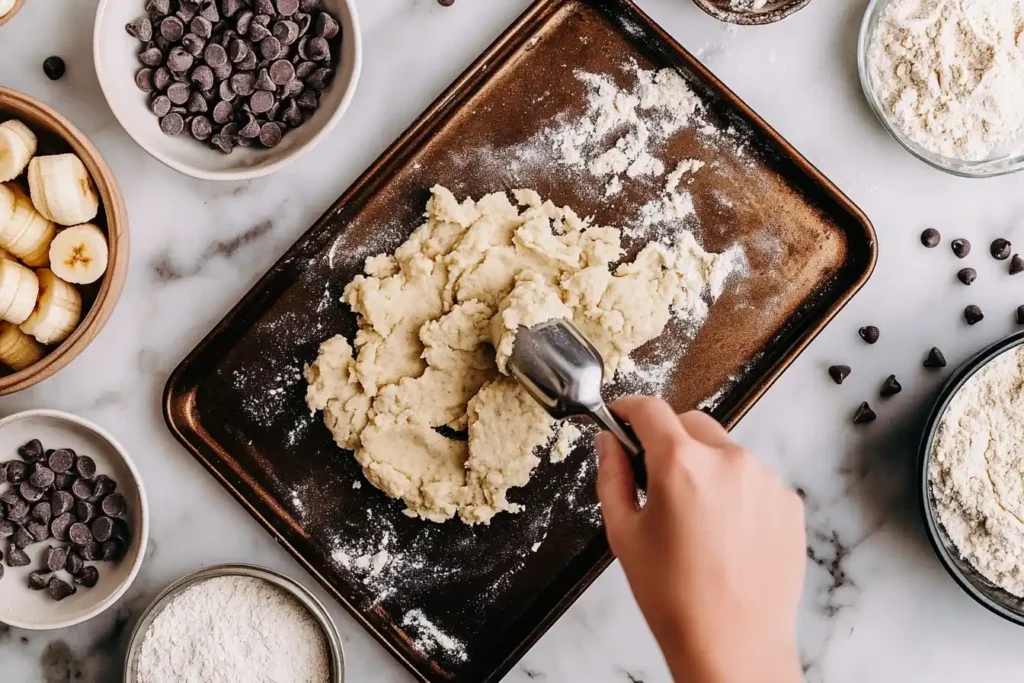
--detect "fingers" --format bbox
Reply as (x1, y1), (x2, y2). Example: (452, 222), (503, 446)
(596, 431), (638, 546)
(677, 411), (731, 448)
(610, 396), (689, 451)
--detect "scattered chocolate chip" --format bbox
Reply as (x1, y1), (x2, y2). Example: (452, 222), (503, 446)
(249, 20), (271, 42)
(26, 521), (49, 542)
(32, 502), (51, 525)
(210, 133), (235, 153)
(153, 66), (174, 91)
(91, 516), (115, 543)
(50, 491), (73, 518)
(53, 472), (74, 491)
(255, 67), (277, 91)
(126, 17), (154, 41)
(183, 32), (207, 56)
(314, 11), (338, 39)
(135, 68), (155, 92)
(229, 36), (250, 62)
(68, 523), (93, 547)
(48, 577), (76, 601)
(51, 512), (74, 541)
(295, 60), (316, 78)
(102, 539), (124, 562)
(250, 89), (275, 113)
(306, 66), (332, 91)
(74, 565), (100, 588)
(167, 81), (190, 104)
(19, 482), (43, 503)
(951, 238), (971, 259)
(273, 19), (300, 45)
(0, 520), (13, 538)
(296, 88), (317, 109)
(256, 0), (276, 15)
(239, 114), (261, 138)
(7, 545), (29, 567)
(200, 0), (219, 22)
(18, 439), (44, 464)
(74, 500), (96, 524)
(924, 347), (947, 368)
(29, 464), (55, 490)
(1011, 255), (1024, 275)
(965, 305), (984, 325)
(957, 268), (976, 285)
(191, 115), (213, 140)
(991, 238), (1012, 260)
(858, 326), (879, 344)
(187, 91), (209, 113)
(306, 35), (329, 61)
(191, 14), (213, 39)
(111, 518), (131, 545)
(74, 456), (96, 480)
(160, 112), (186, 136)
(12, 526), (34, 549)
(281, 77), (304, 99)
(213, 100), (235, 124)
(260, 35), (283, 60)
(28, 571), (53, 591)
(827, 365), (850, 385)
(218, 79), (237, 101)
(161, 15), (186, 41)
(920, 228), (940, 248)
(853, 402), (876, 425)
(43, 56), (66, 81)
(47, 449), (74, 474)
(7, 499), (29, 522)
(6, 460), (26, 484)
(281, 97), (302, 126)
(259, 121), (283, 147)
(80, 541), (101, 561)
(45, 545), (68, 573)
(72, 478), (94, 502)
(146, 0), (171, 14)
(269, 58), (295, 85)
(65, 551), (84, 575)
(168, 45), (195, 72)
(277, 0), (300, 15)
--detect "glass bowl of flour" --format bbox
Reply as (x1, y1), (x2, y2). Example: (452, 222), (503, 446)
(859, 0), (1024, 178)
(123, 564), (346, 683)
(920, 332), (1024, 625)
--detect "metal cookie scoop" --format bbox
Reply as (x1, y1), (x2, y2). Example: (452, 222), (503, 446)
(507, 318), (646, 488)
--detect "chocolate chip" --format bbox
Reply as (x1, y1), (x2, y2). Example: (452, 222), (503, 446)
(256, 0), (276, 15)
(1018, 305), (1024, 325)
(272, 19), (299, 46)
(6, 499), (28, 522)
(187, 91), (209, 113)
(43, 56), (66, 81)
(255, 68), (277, 92)
(231, 73), (258, 98)
(281, 98), (302, 126)
(80, 541), (101, 561)
(49, 577), (76, 601)
(1011, 255), (1024, 275)
(191, 15), (213, 39)
(71, 478), (93, 501)
(1, 489), (19, 506)
(0, 562), (4, 580)
(154, 35), (171, 52)
(223, 0), (247, 17)
(91, 516), (115, 543)
(213, 60), (234, 81)
(858, 326), (879, 344)
(68, 523), (93, 547)
(211, 133), (235, 153)
(127, 17), (154, 41)
(50, 490), (73, 517)
(111, 518), (130, 545)
(828, 365), (850, 385)
(438, 0), (455, 6)
(296, 35), (310, 59)
(249, 21), (272, 42)
(160, 15), (185, 41)
(46, 449), (73, 474)
(924, 347), (947, 368)
(29, 464), (55, 490)
(44, 545), (68, 573)
(182, 32), (206, 56)
(296, 88), (317, 109)
(965, 305), (984, 325)
(153, 66), (173, 91)
(74, 456), (96, 480)
(29, 571), (53, 591)
(295, 60), (316, 78)
(250, 90), (275, 113)
(134, 68), (155, 93)
(167, 81), (190, 105)
(74, 565), (99, 588)
(281, 78), (304, 98)
(51, 512), (73, 541)
(306, 66), (333, 91)
(19, 482), (43, 503)
(65, 551), (83, 575)
(0, 520), (13, 538)
(6, 460), (26, 484)
(191, 115), (213, 140)
(160, 112), (186, 136)
(12, 526), (33, 548)
(218, 79), (237, 102)
(200, 0), (219, 21)
(32, 502), (51, 525)
(259, 121), (283, 147)
(955, 267), (976, 286)
(168, 45), (194, 72)
(239, 114), (261, 138)
(268, 58), (295, 85)
(991, 238), (1012, 260)
(213, 100), (235, 124)
(853, 402), (876, 424)
(920, 229), (940, 247)
(7, 545), (29, 567)
(0, 463), (5, 486)
(306, 36), (330, 61)
(237, 48), (258, 71)
(951, 238), (971, 259)
(53, 472), (74, 491)
(146, 0), (170, 14)
(260, 35), (283, 60)
(177, 0), (199, 22)
(299, 0), (320, 10)
(26, 521), (49, 542)
(18, 439), (43, 464)
(74, 500), (96, 524)
(277, 0), (300, 15)
(203, 42), (229, 69)
(236, 135), (254, 147)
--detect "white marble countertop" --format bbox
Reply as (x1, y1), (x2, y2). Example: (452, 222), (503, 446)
(3, 0), (1024, 681)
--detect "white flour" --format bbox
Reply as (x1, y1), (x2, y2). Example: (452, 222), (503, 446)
(402, 609), (468, 661)
(136, 576), (330, 683)
(930, 345), (1024, 596)
(868, 0), (1024, 161)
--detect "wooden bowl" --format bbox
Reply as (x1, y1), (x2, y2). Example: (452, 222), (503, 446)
(0, 0), (26, 28)
(0, 88), (128, 395)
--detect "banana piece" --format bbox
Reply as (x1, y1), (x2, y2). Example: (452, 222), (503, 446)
(0, 183), (57, 267)
(27, 154), (99, 226)
(20, 268), (81, 345)
(0, 120), (38, 183)
(48, 223), (108, 284)
(0, 259), (39, 325)
(0, 0), (16, 17)
(0, 322), (43, 371)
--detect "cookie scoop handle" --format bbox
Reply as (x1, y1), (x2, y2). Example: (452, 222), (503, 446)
(591, 403), (647, 489)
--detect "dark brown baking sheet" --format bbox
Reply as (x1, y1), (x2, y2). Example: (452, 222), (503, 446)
(163, 1), (876, 681)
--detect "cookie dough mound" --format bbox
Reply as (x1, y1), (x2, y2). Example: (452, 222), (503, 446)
(306, 185), (736, 524)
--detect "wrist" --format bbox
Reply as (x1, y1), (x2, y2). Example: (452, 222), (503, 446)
(660, 626), (801, 683)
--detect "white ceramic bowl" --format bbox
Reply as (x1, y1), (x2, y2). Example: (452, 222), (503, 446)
(93, 0), (362, 181)
(0, 410), (149, 630)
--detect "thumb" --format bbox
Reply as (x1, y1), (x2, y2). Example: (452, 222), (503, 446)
(596, 431), (638, 551)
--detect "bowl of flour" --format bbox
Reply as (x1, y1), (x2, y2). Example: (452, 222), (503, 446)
(124, 564), (345, 683)
(859, 0), (1024, 177)
(921, 332), (1024, 624)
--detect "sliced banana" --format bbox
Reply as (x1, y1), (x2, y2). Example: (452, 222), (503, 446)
(0, 259), (39, 325)
(27, 154), (99, 226)
(20, 268), (81, 345)
(48, 223), (108, 285)
(0, 183), (57, 267)
(0, 120), (38, 183)
(0, 322), (43, 371)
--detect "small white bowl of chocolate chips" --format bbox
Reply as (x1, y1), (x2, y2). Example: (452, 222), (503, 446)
(0, 409), (148, 630)
(93, 0), (362, 181)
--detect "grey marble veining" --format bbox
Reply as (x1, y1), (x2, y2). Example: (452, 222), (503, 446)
(3, 0), (1024, 681)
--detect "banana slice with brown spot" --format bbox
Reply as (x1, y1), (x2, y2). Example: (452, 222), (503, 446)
(49, 223), (108, 284)
(0, 322), (44, 371)
(27, 154), (99, 226)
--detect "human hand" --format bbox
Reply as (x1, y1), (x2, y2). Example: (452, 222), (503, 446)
(596, 397), (806, 683)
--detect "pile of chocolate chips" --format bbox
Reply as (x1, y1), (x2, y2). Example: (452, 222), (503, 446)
(127, 0), (341, 153)
(0, 440), (131, 602)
